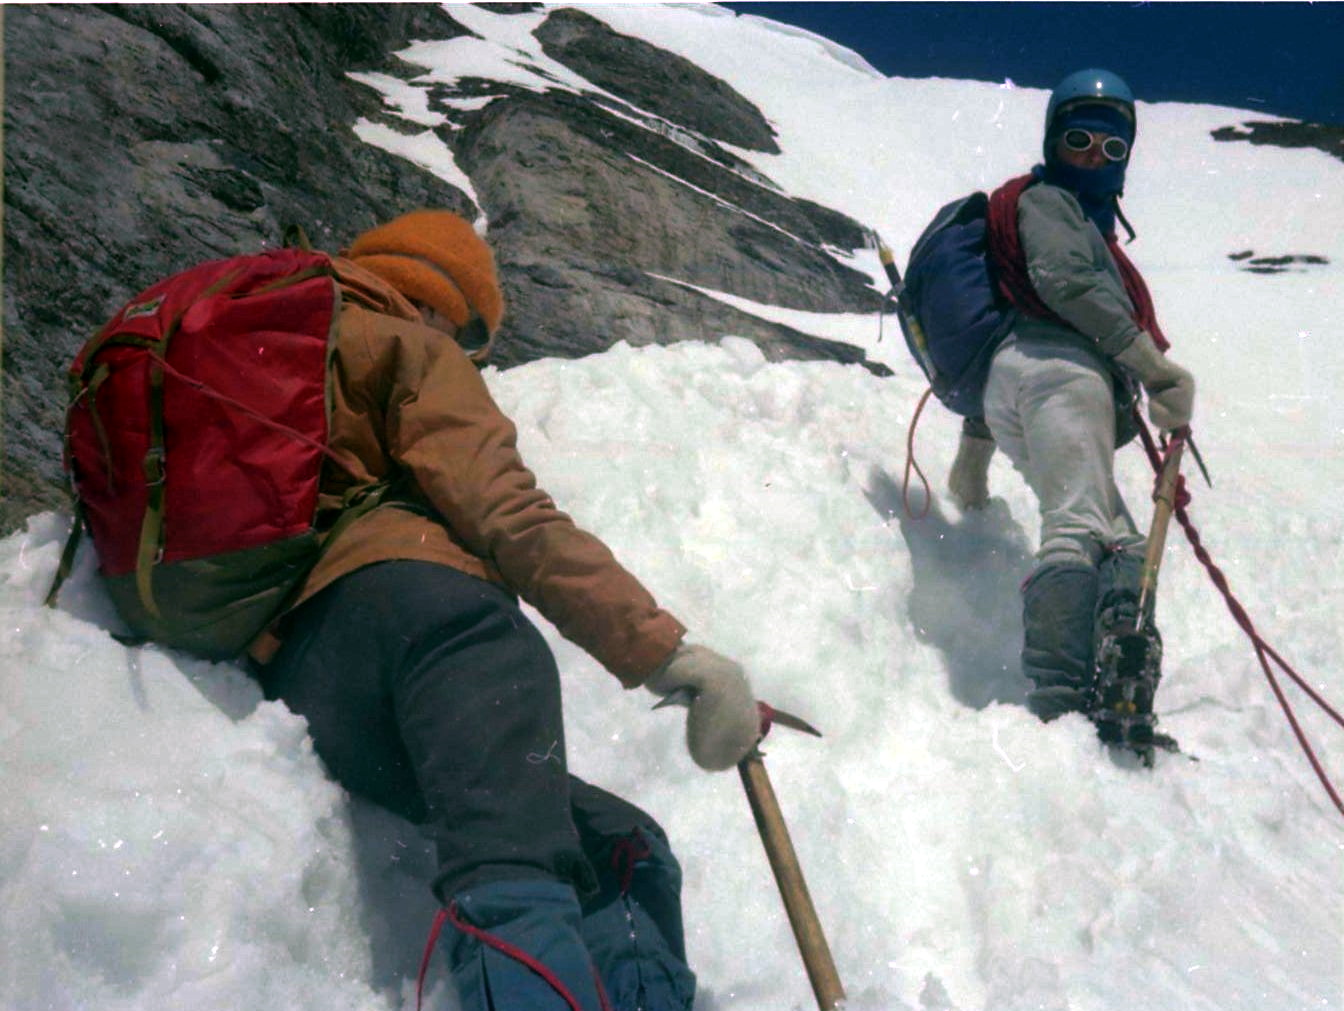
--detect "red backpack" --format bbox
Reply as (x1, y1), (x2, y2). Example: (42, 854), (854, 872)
(48, 244), (382, 659)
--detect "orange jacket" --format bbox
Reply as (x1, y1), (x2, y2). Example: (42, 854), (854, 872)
(251, 259), (685, 686)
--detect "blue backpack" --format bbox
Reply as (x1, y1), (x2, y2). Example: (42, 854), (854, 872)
(887, 192), (1016, 417)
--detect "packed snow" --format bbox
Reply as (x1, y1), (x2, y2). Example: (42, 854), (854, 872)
(3, 4), (1341, 1010)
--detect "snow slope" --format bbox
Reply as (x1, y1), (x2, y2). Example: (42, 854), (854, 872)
(3, 5), (1341, 1010)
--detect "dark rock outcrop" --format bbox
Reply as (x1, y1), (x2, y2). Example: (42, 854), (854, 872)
(1212, 121), (1339, 276)
(1227, 250), (1330, 274)
(3, 4), (887, 534)
(1210, 120), (1344, 163)
(459, 89), (880, 367)
(534, 7), (781, 154)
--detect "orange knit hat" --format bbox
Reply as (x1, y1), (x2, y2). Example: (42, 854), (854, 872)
(346, 211), (504, 337)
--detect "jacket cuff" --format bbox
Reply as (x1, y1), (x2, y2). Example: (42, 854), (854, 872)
(1098, 320), (1145, 358)
(611, 616), (686, 689)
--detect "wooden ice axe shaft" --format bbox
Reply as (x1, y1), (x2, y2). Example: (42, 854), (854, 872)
(738, 750), (846, 1010)
(1136, 435), (1185, 622)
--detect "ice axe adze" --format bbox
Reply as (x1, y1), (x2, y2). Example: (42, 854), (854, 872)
(654, 693), (846, 1009)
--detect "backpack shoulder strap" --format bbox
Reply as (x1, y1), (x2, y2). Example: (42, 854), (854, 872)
(283, 223), (314, 252)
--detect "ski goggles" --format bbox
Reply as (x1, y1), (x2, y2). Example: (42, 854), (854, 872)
(1062, 128), (1130, 162)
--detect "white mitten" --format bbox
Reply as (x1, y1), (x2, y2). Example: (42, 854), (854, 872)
(645, 644), (760, 770)
(1115, 332), (1195, 430)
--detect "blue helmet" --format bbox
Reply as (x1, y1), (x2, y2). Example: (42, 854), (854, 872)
(1045, 68), (1136, 141)
(1039, 69), (1138, 231)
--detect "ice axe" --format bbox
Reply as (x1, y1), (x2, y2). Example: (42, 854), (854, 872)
(654, 692), (846, 1009)
(740, 702), (846, 1010)
(1136, 429), (1187, 624)
(1091, 425), (1188, 762)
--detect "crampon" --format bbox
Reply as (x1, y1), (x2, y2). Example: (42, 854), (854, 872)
(1087, 604), (1174, 766)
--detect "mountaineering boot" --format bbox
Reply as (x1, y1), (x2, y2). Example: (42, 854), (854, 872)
(1021, 562), (1100, 721)
(571, 778), (696, 1011)
(1091, 546), (1164, 756)
(947, 421), (996, 511)
(580, 827), (696, 1011)
(445, 878), (606, 1011)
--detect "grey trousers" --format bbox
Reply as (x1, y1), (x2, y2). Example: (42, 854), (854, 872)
(982, 337), (1144, 568)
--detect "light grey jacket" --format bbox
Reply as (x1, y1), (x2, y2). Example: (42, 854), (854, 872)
(1010, 183), (1143, 358)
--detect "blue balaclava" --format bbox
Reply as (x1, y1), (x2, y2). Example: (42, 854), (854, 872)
(1037, 100), (1136, 237)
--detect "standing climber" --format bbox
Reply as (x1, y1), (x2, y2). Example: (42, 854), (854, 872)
(945, 69), (1196, 723)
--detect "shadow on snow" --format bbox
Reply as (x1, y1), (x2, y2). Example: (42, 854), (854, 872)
(863, 467), (1034, 711)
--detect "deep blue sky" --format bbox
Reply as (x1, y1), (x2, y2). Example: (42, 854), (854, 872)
(721, 3), (1344, 126)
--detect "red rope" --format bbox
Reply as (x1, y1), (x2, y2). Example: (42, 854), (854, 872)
(1134, 418), (1344, 819)
(610, 829), (652, 896)
(596, 968), (614, 1011)
(416, 908), (450, 1011)
(902, 387), (935, 519)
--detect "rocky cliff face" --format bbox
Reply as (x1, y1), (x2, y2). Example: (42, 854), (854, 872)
(2, 3), (886, 534)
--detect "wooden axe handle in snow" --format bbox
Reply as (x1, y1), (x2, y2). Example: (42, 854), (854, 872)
(1136, 433), (1186, 622)
(738, 747), (846, 1010)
